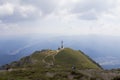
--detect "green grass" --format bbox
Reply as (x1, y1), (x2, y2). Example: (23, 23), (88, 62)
(55, 48), (101, 69)
(0, 48), (103, 80)
(13, 48), (101, 69)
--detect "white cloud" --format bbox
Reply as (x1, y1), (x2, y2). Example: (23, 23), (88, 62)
(0, 1), (41, 22)
(0, 3), (14, 16)
(16, 4), (41, 18)
(79, 9), (98, 20)
(0, 0), (120, 36)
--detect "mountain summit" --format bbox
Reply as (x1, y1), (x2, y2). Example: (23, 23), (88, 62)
(4, 48), (101, 70)
(1, 48), (120, 80)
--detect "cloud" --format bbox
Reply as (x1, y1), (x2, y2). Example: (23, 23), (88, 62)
(70, 0), (115, 20)
(0, 0), (117, 22)
(0, 0), (120, 36)
(17, 5), (39, 18)
(0, 1), (41, 23)
(22, 0), (57, 15)
(79, 9), (98, 20)
(0, 3), (14, 17)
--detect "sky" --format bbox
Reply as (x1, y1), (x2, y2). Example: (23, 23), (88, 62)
(0, 0), (120, 37)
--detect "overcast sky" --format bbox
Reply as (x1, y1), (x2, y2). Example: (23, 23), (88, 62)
(0, 0), (120, 37)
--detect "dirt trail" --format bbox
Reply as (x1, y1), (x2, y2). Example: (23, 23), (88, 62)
(42, 50), (60, 66)
(53, 50), (59, 61)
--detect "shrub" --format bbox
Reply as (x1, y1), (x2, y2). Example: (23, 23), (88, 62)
(112, 76), (120, 80)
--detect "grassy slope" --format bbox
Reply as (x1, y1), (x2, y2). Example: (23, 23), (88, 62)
(10, 48), (101, 69)
(1, 48), (118, 80)
(55, 48), (101, 69)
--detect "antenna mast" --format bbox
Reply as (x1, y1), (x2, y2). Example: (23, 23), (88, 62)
(61, 40), (64, 49)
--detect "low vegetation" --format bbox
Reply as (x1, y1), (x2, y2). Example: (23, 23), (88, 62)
(0, 48), (119, 80)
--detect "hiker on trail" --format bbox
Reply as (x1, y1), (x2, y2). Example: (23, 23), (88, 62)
(72, 65), (76, 71)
